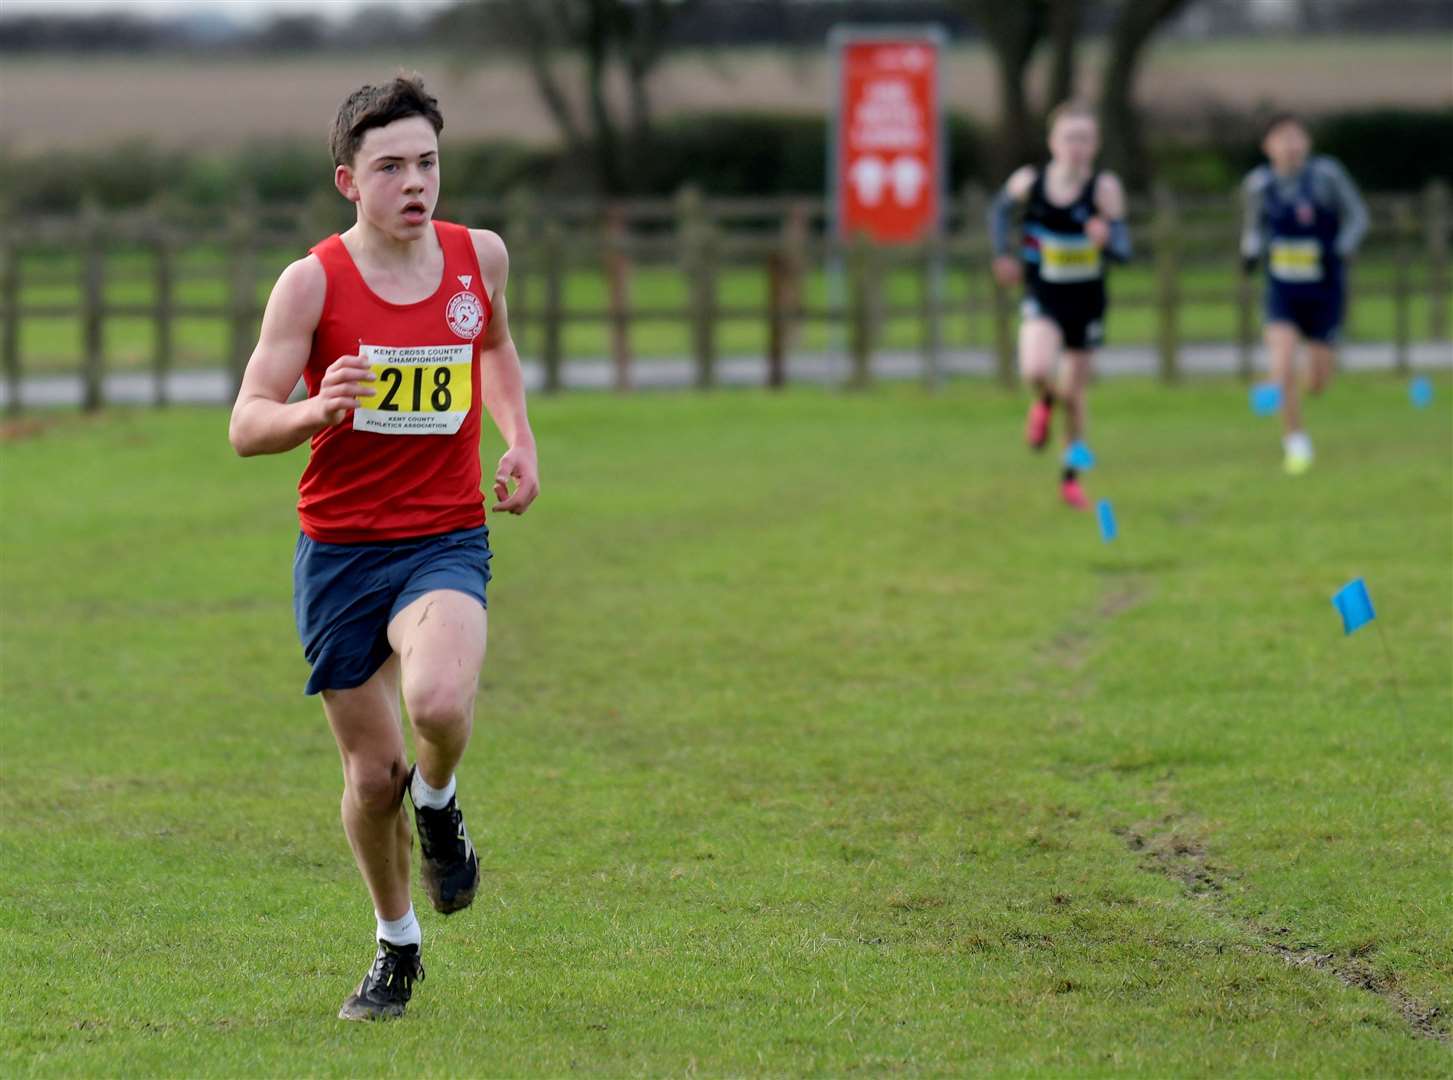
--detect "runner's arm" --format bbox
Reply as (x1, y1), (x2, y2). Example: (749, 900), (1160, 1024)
(1320, 157), (1369, 257)
(228, 256), (370, 456)
(987, 165), (1036, 257)
(1240, 171), (1267, 273)
(472, 229), (539, 515)
(1093, 172), (1132, 262)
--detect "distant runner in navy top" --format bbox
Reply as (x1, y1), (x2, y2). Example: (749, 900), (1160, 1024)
(1241, 112), (1367, 475)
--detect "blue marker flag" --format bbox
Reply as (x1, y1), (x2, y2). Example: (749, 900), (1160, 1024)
(1410, 376), (1433, 409)
(1097, 499), (1117, 542)
(1065, 440), (1096, 471)
(1250, 382), (1282, 416)
(1332, 578), (1375, 635)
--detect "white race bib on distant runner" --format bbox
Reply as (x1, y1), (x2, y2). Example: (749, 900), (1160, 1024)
(1038, 234), (1102, 284)
(353, 344), (472, 435)
(1269, 238), (1323, 283)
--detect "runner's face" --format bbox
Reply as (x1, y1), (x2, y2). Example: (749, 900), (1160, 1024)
(339, 116), (441, 239)
(1263, 122), (1310, 174)
(1049, 115), (1098, 172)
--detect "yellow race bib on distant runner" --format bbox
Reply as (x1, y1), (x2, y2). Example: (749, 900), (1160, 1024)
(353, 344), (472, 435)
(1268, 239), (1323, 284)
(1038, 235), (1102, 284)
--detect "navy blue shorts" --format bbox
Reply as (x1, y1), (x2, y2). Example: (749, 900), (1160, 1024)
(1267, 283), (1344, 344)
(293, 525), (491, 695)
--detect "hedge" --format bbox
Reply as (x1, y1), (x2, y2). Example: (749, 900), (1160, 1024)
(2, 107), (1447, 215)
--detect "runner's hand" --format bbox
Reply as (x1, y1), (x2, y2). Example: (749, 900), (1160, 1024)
(316, 354), (374, 426)
(992, 255), (1022, 288)
(1085, 216), (1111, 249)
(493, 444), (540, 515)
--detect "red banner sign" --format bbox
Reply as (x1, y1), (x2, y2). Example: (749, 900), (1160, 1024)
(835, 34), (942, 244)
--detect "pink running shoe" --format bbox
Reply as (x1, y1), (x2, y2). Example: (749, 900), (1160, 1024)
(1025, 399), (1052, 450)
(1061, 478), (1089, 511)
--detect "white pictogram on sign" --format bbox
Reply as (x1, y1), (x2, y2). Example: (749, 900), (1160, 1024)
(848, 156), (888, 206)
(849, 155), (927, 207)
(890, 156), (927, 206)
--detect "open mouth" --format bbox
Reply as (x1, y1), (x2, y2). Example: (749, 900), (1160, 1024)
(402, 202), (428, 224)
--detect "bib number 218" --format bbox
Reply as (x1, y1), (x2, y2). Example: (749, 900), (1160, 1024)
(353, 343), (473, 435)
(376, 365), (454, 413)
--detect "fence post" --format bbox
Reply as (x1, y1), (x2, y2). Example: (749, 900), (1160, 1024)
(959, 185), (985, 371)
(540, 220), (564, 393)
(1393, 196), (1412, 373)
(1234, 191), (1256, 381)
(971, 182), (1015, 388)
(764, 200), (809, 388)
(604, 203), (633, 392)
(766, 248), (788, 389)
(227, 188), (259, 397)
(2, 207), (19, 417)
(1152, 185), (1181, 384)
(81, 199), (105, 412)
(1425, 179), (1449, 345)
(678, 186), (717, 389)
(150, 198), (174, 407)
(846, 234), (878, 389)
(1236, 259), (1256, 380)
(920, 236), (943, 390)
(504, 189), (534, 360)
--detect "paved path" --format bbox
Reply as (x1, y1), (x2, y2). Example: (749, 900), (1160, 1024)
(2, 343), (1448, 409)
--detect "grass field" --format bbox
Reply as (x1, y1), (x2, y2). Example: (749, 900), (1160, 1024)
(10, 244), (1452, 375)
(2, 377), (1451, 1075)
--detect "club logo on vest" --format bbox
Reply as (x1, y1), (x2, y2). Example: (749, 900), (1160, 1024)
(445, 289), (485, 340)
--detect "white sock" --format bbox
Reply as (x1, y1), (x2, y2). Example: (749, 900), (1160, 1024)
(376, 906), (421, 949)
(1283, 431), (1313, 457)
(411, 769), (456, 810)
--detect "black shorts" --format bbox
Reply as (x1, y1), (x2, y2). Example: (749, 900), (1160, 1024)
(1022, 285), (1106, 351)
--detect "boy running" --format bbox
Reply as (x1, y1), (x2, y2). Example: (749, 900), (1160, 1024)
(228, 74), (539, 1021)
(989, 102), (1131, 510)
(1240, 112), (1368, 474)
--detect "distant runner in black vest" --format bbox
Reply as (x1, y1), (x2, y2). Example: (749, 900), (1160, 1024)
(1241, 112), (1368, 474)
(989, 102), (1131, 510)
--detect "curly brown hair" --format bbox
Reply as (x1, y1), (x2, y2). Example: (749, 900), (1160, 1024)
(330, 73), (443, 167)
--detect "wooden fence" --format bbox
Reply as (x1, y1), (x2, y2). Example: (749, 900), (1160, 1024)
(1, 181), (1448, 413)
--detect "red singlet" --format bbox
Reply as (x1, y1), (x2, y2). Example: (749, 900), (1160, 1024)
(297, 220), (493, 543)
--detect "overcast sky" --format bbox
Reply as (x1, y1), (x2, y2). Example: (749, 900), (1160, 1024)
(0, 0), (457, 22)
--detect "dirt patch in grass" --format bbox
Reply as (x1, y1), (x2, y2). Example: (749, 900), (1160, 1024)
(0, 417), (57, 442)
(1042, 580), (1150, 671)
(1118, 814), (1449, 1043)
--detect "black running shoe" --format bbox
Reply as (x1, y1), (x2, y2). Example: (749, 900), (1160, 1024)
(337, 940), (424, 1022)
(408, 766), (480, 914)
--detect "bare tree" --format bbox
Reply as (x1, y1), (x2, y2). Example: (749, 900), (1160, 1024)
(496, 0), (683, 194)
(1098, 0), (1193, 189)
(1046, 0), (1083, 108)
(959, 0), (1193, 188)
(958, 0), (1047, 179)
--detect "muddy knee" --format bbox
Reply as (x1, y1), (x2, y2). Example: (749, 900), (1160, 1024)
(343, 757), (407, 817)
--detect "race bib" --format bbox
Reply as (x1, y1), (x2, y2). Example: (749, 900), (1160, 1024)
(1038, 235), (1102, 284)
(1269, 239), (1323, 283)
(353, 344), (472, 435)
